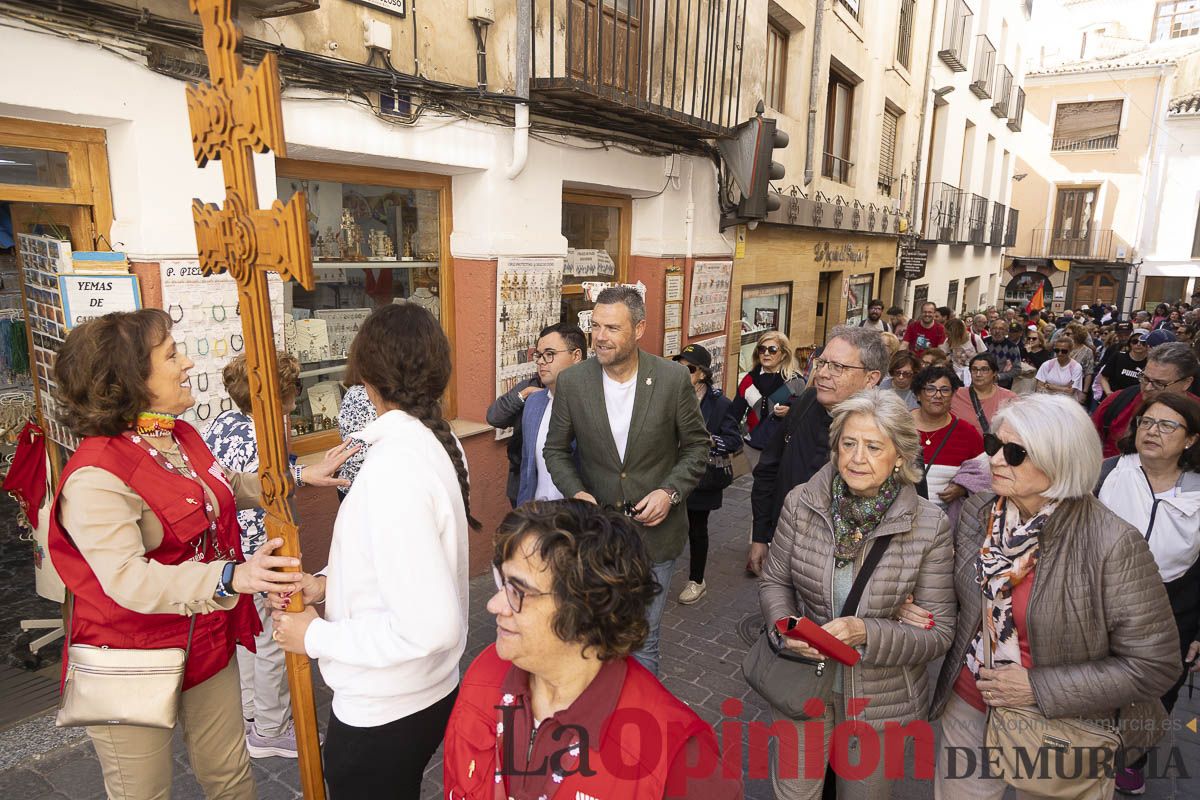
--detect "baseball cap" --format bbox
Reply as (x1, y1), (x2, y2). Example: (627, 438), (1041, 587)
(674, 343), (712, 373)
(1147, 329), (1178, 347)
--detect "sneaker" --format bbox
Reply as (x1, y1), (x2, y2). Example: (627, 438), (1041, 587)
(678, 580), (707, 604)
(246, 721), (298, 759)
(1115, 767), (1145, 795)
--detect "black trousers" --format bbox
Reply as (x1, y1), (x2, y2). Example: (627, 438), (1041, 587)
(323, 687), (458, 799)
(686, 508), (711, 583)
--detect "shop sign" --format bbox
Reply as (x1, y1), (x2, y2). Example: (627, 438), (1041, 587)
(899, 247), (928, 280)
(813, 241), (869, 265)
(58, 274), (142, 329)
(349, 0), (405, 15)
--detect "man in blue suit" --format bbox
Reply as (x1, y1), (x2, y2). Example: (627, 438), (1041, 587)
(516, 323), (586, 504)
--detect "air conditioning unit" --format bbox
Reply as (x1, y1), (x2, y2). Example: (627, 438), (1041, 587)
(240, 0), (320, 19)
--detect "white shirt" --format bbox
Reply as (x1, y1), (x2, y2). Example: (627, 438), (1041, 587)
(304, 409), (469, 727)
(1099, 454), (1200, 582)
(1036, 358), (1083, 391)
(602, 370), (638, 463)
(534, 392), (563, 501)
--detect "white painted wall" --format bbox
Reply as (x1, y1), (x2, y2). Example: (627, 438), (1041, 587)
(0, 23), (731, 263)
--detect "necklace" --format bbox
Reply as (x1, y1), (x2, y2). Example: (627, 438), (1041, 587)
(134, 411), (177, 436)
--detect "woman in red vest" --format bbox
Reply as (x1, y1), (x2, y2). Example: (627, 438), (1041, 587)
(48, 309), (352, 799)
(443, 500), (742, 799)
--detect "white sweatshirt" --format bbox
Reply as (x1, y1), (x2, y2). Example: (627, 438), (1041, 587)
(304, 408), (469, 727)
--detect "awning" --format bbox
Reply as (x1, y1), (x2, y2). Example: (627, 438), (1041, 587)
(1140, 263), (1200, 278)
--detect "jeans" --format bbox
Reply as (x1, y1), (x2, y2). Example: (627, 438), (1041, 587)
(632, 558), (676, 675)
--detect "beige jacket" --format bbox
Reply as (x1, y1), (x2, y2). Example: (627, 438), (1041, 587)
(930, 492), (1180, 721)
(759, 463), (956, 725)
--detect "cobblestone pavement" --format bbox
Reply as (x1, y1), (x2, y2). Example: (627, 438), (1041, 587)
(3, 476), (1199, 798)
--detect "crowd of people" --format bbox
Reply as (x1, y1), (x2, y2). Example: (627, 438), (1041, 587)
(40, 288), (1200, 799)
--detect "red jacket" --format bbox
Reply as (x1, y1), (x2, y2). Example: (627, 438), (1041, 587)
(443, 645), (717, 799)
(48, 422), (259, 690)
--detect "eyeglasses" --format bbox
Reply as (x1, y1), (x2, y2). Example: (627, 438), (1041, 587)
(984, 433), (1028, 467)
(891, 369), (914, 378)
(757, 345), (780, 355)
(921, 385), (954, 397)
(1139, 374), (1186, 392)
(1135, 416), (1186, 435)
(1025, 336), (1039, 341)
(492, 564), (550, 614)
(532, 349), (570, 364)
(969, 366), (995, 374)
(814, 357), (868, 377)
(1053, 348), (1072, 355)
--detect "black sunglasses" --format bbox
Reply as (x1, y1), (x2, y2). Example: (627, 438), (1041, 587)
(983, 433), (1028, 467)
(757, 345), (780, 355)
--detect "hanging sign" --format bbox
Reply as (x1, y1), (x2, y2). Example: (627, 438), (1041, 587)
(58, 274), (142, 329)
(899, 247), (928, 280)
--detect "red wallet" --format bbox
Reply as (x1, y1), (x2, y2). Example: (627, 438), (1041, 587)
(775, 617), (861, 666)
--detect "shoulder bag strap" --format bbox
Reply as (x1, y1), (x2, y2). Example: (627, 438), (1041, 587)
(969, 388), (989, 433)
(839, 533), (895, 617)
(922, 418), (960, 478)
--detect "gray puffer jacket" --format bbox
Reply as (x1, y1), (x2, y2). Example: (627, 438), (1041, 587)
(930, 492), (1180, 721)
(760, 463), (955, 725)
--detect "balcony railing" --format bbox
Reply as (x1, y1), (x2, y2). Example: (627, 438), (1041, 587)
(991, 66), (1013, 118)
(969, 36), (996, 98)
(938, 0), (973, 71)
(1007, 86), (1025, 132)
(923, 182), (961, 242)
(1051, 132), (1119, 152)
(822, 152), (853, 184)
(1005, 207), (1019, 247)
(989, 201), (1006, 246)
(967, 193), (989, 244)
(531, 0), (745, 146)
(1029, 228), (1116, 260)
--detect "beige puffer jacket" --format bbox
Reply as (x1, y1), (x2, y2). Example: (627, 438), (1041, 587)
(760, 463), (956, 725)
(930, 492), (1180, 721)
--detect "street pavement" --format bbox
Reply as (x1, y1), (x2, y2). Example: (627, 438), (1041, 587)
(2, 475), (1199, 798)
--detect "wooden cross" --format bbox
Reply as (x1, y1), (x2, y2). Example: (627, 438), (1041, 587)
(185, 1), (324, 797)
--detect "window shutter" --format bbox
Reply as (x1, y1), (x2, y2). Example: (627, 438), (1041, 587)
(878, 108), (899, 194)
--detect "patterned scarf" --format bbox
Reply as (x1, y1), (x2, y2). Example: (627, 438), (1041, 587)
(966, 496), (1059, 677)
(830, 474), (901, 566)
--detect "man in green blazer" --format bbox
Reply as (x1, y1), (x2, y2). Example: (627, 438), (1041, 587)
(545, 286), (711, 674)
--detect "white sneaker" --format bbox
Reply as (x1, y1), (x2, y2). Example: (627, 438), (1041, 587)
(678, 580), (707, 604)
(246, 721), (298, 759)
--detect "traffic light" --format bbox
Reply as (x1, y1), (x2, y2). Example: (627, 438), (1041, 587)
(718, 101), (789, 230)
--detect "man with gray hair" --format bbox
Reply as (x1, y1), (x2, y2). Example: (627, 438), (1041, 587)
(544, 286), (710, 674)
(1092, 341), (1199, 457)
(747, 325), (886, 573)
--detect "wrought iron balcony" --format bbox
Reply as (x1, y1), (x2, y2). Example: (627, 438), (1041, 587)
(922, 182), (961, 243)
(991, 66), (1013, 118)
(1007, 87), (1025, 132)
(969, 36), (996, 99)
(1005, 208), (1019, 247)
(938, 0), (973, 72)
(531, 0), (746, 146)
(967, 193), (989, 244)
(1051, 132), (1119, 152)
(989, 201), (1006, 246)
(822, 153), (853, 184)
(1028, 228), (1117, 260)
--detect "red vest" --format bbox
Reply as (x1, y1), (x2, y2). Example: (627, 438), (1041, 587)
(443, 645), (713, 799)
(48, 422), (260, 690)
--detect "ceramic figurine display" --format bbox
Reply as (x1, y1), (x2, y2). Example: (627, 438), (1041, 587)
(368, 229), (395, 259)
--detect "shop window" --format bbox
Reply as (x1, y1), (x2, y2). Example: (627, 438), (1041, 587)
(561, 192), (629, 327)
(0, 146), (70, 188)
(274, 160), (450, 451)
(737, 281), (792, 376)
(845, 274), (874, 327)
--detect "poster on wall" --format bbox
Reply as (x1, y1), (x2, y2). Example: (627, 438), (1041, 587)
(663, 330), (681, 358)
(687, 260), (733, 337)
(692, 334), (728, 387)
(495, 256), (565, 440)
(665, 274), (684, 303)
(160, 261), (284, 430)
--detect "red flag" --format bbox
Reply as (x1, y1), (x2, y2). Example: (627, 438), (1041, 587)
(1025, 282), (1045, 316)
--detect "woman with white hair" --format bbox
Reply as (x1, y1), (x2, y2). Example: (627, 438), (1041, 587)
(758, 387), (955, 799)
(905, 393), (1179, 799)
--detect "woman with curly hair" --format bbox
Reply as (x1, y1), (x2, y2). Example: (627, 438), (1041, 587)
(270, 303), (479, 798)
(443, 500), (741, 799)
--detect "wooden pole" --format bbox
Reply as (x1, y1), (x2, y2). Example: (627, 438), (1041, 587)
(185, 1), (325, 797)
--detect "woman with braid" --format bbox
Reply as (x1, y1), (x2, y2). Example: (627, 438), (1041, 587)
(271, 303), (479, 798)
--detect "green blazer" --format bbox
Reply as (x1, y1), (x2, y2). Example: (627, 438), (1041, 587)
(544, 350), (711, 562)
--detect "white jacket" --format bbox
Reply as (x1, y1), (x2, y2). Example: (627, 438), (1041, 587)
(1098, 454), (1200, 583)
(304, 408), (469, 726)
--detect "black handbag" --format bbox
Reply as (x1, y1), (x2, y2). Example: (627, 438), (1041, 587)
(743, 533), (893, 719)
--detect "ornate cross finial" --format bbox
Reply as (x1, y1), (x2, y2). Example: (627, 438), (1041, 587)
(185, 2), (323, 797)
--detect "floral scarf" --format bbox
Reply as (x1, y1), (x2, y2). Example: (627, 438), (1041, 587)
(966, 496), (1058, 678)
(830, 474), (901, 566)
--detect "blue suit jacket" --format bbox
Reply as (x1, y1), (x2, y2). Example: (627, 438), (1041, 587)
(516, 389), (552, 505)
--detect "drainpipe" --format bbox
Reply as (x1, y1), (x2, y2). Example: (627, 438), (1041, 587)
(911, 0), (944, 236)
(507, 0), (532, 180)
(803, 0), (826, 185)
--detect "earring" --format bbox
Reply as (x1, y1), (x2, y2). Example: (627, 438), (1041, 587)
(893, 465), (901, 474)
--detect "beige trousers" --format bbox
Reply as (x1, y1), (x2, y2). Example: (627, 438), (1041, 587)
(88, 659), (256, 800)
(935, 692), (1115, 800)
(770, 694), (898, 800)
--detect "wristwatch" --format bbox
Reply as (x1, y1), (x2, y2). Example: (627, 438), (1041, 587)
(215, 561), (237, 598)
(661, 487), (682, 506)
